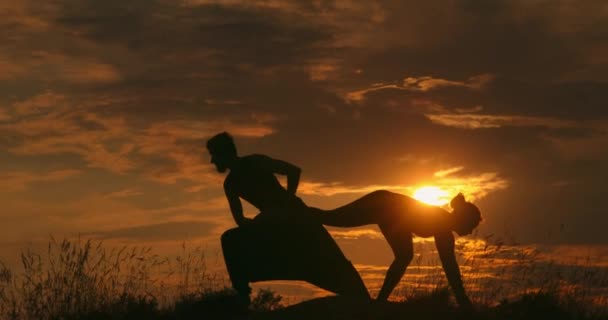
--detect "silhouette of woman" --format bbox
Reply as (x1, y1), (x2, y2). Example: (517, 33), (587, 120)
(311, 190), (481, 308)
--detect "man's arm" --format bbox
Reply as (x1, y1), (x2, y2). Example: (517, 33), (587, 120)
(435, 232), (473, 309)
(258, 155), (301, 194)
(224, 179), (250, 226)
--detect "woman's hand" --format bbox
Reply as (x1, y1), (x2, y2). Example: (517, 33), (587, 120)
(455, 291), (474, 312)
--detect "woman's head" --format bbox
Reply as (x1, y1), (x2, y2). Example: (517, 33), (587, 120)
(450, 193), (482, 236)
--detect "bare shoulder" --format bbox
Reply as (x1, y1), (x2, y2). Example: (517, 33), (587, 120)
(223, 172), (237, 189)
(243, 154), (277, 169)
(244, 153), (270, 161)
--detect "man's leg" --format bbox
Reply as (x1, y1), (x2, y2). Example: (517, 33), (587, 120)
(221, 228), (252, 303)
(309, 256), (370, 299)
(222, 220), (370, 301)
(297, 223), (370, 300)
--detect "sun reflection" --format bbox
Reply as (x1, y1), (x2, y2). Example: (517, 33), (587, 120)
(412, 186), (450, 206)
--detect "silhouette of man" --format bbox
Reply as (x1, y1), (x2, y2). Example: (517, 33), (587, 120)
(206, 132), (369, 306)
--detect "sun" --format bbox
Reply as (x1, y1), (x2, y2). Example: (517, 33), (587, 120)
(413, 186), (450, 206)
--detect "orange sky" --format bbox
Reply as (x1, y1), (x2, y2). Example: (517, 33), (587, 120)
(1, 1), (608, 299)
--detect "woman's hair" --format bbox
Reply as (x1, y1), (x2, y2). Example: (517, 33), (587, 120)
(461, 202), (482, 229)
(450, 193), (483, 232)
(206, 132), (237, 157)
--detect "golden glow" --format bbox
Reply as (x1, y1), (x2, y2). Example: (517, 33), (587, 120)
(412, 186), (450, 206)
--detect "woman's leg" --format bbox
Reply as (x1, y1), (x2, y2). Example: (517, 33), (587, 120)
(315, 190), (397, 227)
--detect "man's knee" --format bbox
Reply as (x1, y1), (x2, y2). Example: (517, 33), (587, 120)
(221, 227), (242, 248)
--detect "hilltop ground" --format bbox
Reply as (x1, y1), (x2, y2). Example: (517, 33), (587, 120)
(138, 288), (603, 320)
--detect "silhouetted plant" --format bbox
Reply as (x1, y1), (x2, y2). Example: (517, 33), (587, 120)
(0, 237), (230, 319)
(250, 288), (284, 312)
(0, 236), (605, 319)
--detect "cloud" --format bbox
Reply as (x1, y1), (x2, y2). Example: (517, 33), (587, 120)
(10, 191), (232, 240)
(0, 90), (278, 178)
(0, 0), (606, 251)
(299, 167), (508, 204)
(403, 74), (494, 91)
(434, 166), (464, 178)
(298, 181), (409, 197)
(179, 0), (300, 10)
(425, 113), (582, 130)
(136, 119), (276, 184)
(0, 97), (136, 173)
(0, 107), (10, 121)
(0, 169), (81, 191)
(308, 62), (339, 81)
(329, 229), (383, 240)
(541, 126), (608, 160)
(12, 91), (66, 116)
(346, 74), (493, 102)
(431, 172), (509, 203)
(0, 1), (52, 34)
(105, 188), (143, 198)
(62, 61), (122, 84)
(0, 51), (122, 85)
(138, 119), (275, 156)
(1, 50), (122, 84)
(0, 1), (125, 86)
(345, 84), (401, 102)
(204, 99), (242, 106)
(0, 56), (27, 80)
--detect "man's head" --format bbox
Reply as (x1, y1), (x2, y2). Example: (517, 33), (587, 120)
(206, 132), (237, 173)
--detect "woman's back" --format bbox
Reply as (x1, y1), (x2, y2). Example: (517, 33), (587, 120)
(318, 190), (452, 237)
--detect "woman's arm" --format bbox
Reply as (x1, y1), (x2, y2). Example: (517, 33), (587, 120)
(376, 224), (414, 301)
(434, 232), (473, 310)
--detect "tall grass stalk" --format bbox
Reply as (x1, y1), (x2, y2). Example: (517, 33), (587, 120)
(0, 237), (230, 319)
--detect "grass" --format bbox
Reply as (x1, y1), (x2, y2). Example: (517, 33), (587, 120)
(0, 236), (606, 319)
(0, 237), (282, 319)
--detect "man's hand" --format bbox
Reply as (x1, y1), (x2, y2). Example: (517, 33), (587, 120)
(237, 217), (253, 227)
(255, 155), (301, 194)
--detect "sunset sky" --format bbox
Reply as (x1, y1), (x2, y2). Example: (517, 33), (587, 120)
(1, 0), (608, 292)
